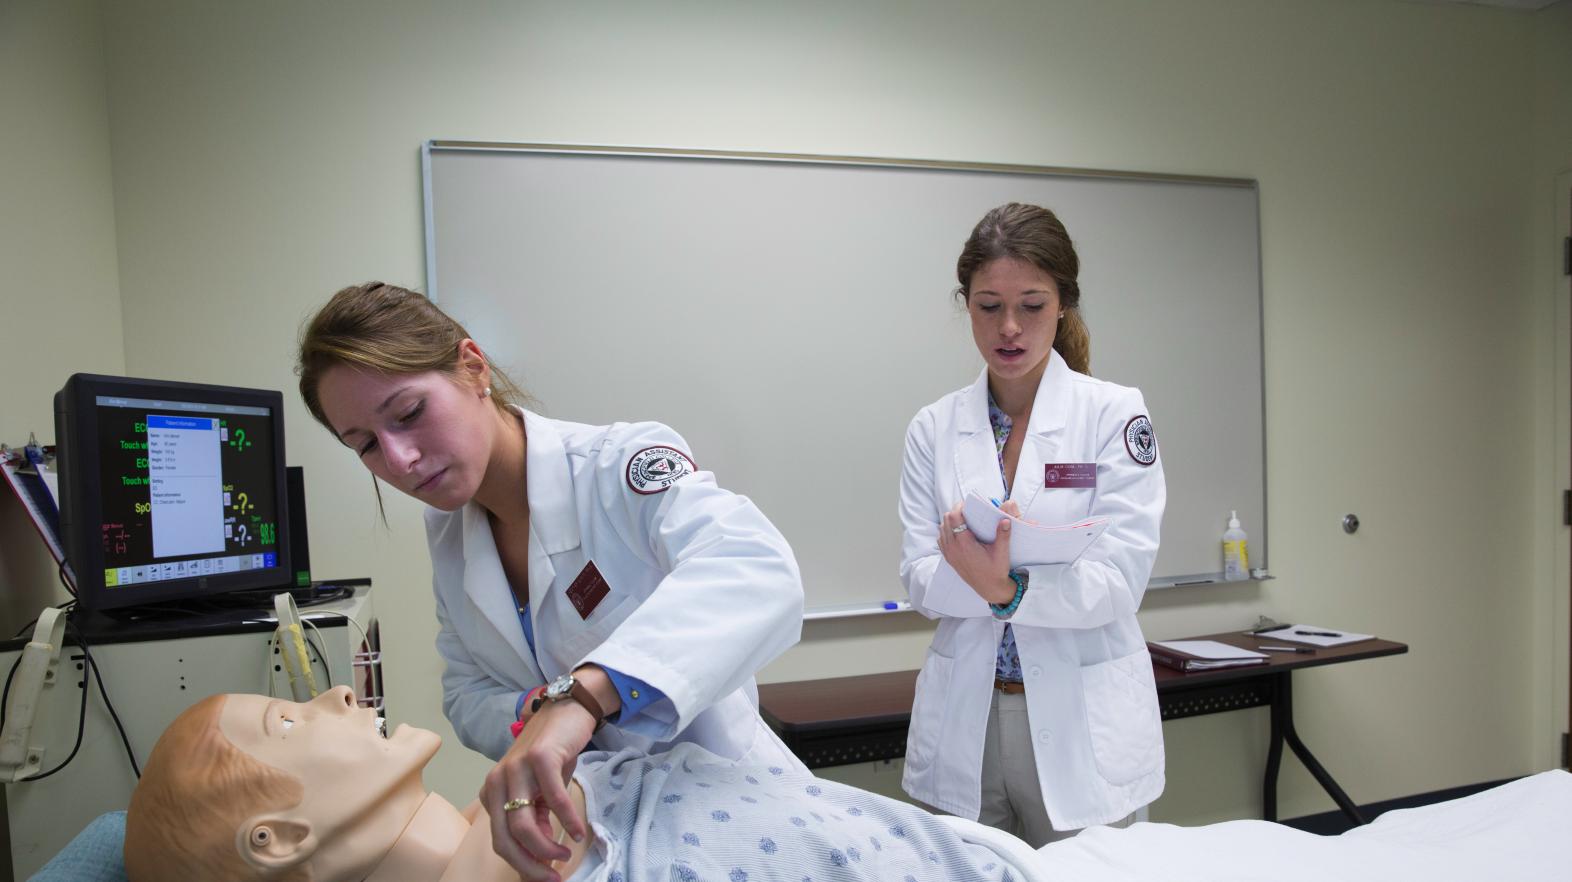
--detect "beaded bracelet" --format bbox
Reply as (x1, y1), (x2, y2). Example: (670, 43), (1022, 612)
(991, 571), (1028, 618)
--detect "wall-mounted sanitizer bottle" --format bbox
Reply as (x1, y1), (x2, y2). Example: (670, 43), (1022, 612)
(1222, 511), (1249, 581)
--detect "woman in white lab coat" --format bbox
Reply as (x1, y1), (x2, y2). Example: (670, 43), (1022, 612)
(297, 282), (805, 880)
(898, 203), (1166, 847)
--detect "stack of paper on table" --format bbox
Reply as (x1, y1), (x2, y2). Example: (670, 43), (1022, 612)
(1252, 624), (1373, 648)
(1147, 640), (1268, 672)
(960, 491), (1109, 569)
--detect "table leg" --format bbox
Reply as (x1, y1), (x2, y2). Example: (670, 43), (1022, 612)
(1264, 674), (1285, 821)
(1266, 672), (1369, 826)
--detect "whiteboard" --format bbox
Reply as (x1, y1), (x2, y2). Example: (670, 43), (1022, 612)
(423, 143), (1266, 614)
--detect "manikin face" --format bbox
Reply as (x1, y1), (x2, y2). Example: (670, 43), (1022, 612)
(220, 688), (440, 875)
(220, 688), (439, 807)
(316, 352), (495, 512)
(967, 256), (1062, 384)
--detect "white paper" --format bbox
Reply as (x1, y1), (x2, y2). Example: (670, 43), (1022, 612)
(917, 563), (992, 618)
(961, 491), (1110, 568)
(0, 451), (67, 566)
(1252, 625), (1372, 647)
(1151, 639), (1267, 660)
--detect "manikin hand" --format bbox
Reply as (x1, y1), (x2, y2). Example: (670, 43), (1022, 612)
(480, 697), (595, 882)
(937, 499), (1020, 605)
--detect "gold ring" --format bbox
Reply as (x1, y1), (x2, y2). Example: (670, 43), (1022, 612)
(502, 797), (533, 812)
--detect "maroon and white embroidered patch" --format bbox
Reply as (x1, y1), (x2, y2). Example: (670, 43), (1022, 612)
(1124, 415), (1157, 466)
(625, 445), (697, 494)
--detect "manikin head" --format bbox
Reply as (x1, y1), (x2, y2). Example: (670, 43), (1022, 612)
(125, 686), (440, 882)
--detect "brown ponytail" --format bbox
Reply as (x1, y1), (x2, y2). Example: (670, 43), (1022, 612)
(1053, 307), (1090, 375)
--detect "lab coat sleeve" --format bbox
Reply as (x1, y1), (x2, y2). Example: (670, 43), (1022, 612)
(580, 423), (804, 743)
(434, 582), (523, 761)
(898, 410), (990, 620)
(1008, 388), (1166, 629)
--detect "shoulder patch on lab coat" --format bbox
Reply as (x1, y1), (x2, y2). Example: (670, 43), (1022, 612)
(626, 445), (697, 494)
(1123, 415), (1157, 466)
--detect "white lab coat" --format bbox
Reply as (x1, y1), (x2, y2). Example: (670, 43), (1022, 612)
(898, 351), (1166, 830)
(427, 407), (805, 766)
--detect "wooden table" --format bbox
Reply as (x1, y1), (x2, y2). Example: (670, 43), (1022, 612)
(759, 631), (1407, 824)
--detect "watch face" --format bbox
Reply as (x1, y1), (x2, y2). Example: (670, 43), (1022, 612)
(545, 673), (575, 700)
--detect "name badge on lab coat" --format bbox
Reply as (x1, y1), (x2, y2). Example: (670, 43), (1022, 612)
(1044, 463), (1096, 489)
(566, 560), (611, 619)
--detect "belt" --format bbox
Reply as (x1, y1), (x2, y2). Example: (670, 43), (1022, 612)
(993, 678), (1025, 694)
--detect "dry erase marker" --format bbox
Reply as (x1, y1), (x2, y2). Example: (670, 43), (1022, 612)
(882, 601), (900, 610)
(1258, 645), (1315, 654)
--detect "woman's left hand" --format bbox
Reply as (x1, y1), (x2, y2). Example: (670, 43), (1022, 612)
(480, 699), (596, 881)
(937, 501), (1019, 605)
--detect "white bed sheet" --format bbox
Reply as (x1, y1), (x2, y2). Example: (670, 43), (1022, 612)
(941, 769), (1572, 882)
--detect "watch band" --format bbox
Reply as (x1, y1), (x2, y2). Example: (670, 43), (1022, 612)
(531, 673), (609, 732)
(568, 681), (608, 732)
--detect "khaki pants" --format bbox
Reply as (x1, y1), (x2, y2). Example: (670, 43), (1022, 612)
(978, 689), (1133, 848)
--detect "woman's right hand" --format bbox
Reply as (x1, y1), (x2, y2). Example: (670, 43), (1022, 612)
(936, 500), (1020, 605)
(480, 699), (596, 881)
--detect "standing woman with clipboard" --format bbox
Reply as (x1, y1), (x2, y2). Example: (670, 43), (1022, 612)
(897, 203), (1166, 846)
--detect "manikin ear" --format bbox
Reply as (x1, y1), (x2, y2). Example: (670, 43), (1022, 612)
(237, 816), (317, 873)
(455, 338), (491, 393)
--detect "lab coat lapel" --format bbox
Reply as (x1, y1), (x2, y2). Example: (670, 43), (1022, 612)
(1012, 351), (1071, 514)
(518, 409), (581, 676)
(953, 369), (1007, 504)
(460, 503), (536, 672)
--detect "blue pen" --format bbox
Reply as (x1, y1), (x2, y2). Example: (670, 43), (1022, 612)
(990, 497), (1002, 507)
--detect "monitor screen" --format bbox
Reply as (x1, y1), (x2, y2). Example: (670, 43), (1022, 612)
(55, 374), (292, 611)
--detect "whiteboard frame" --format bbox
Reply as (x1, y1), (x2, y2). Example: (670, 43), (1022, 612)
(420, 141), (1271, 617)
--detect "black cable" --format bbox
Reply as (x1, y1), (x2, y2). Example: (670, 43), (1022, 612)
(10, 598), (77, 639)
(16, 643), (89, 783)
(304, 632), (331, 687)
(2, 610), (141, 782)
(73, 618), (139, 778)
(57, 557), (76, 597)
(2, 601), (77, 725)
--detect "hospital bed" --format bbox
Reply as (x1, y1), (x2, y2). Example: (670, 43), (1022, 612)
(30, 769), (1572, 881)
(945, 769), (1572, 882)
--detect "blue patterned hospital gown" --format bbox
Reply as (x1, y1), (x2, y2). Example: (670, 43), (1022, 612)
(568, 743), (1023, 882)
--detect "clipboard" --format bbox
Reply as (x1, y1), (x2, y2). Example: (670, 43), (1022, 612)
(0, 449), (74, 587)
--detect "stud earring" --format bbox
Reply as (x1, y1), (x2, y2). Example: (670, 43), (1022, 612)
(482, 386), (493, 398)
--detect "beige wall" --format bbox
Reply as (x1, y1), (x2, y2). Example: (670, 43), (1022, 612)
(4, 0), (1563, 823)
(0, 0), (124, 623)
(1531, 0), (1572, 779)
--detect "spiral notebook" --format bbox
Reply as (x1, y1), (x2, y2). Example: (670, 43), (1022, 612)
(1147, 640), (1268, 672)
